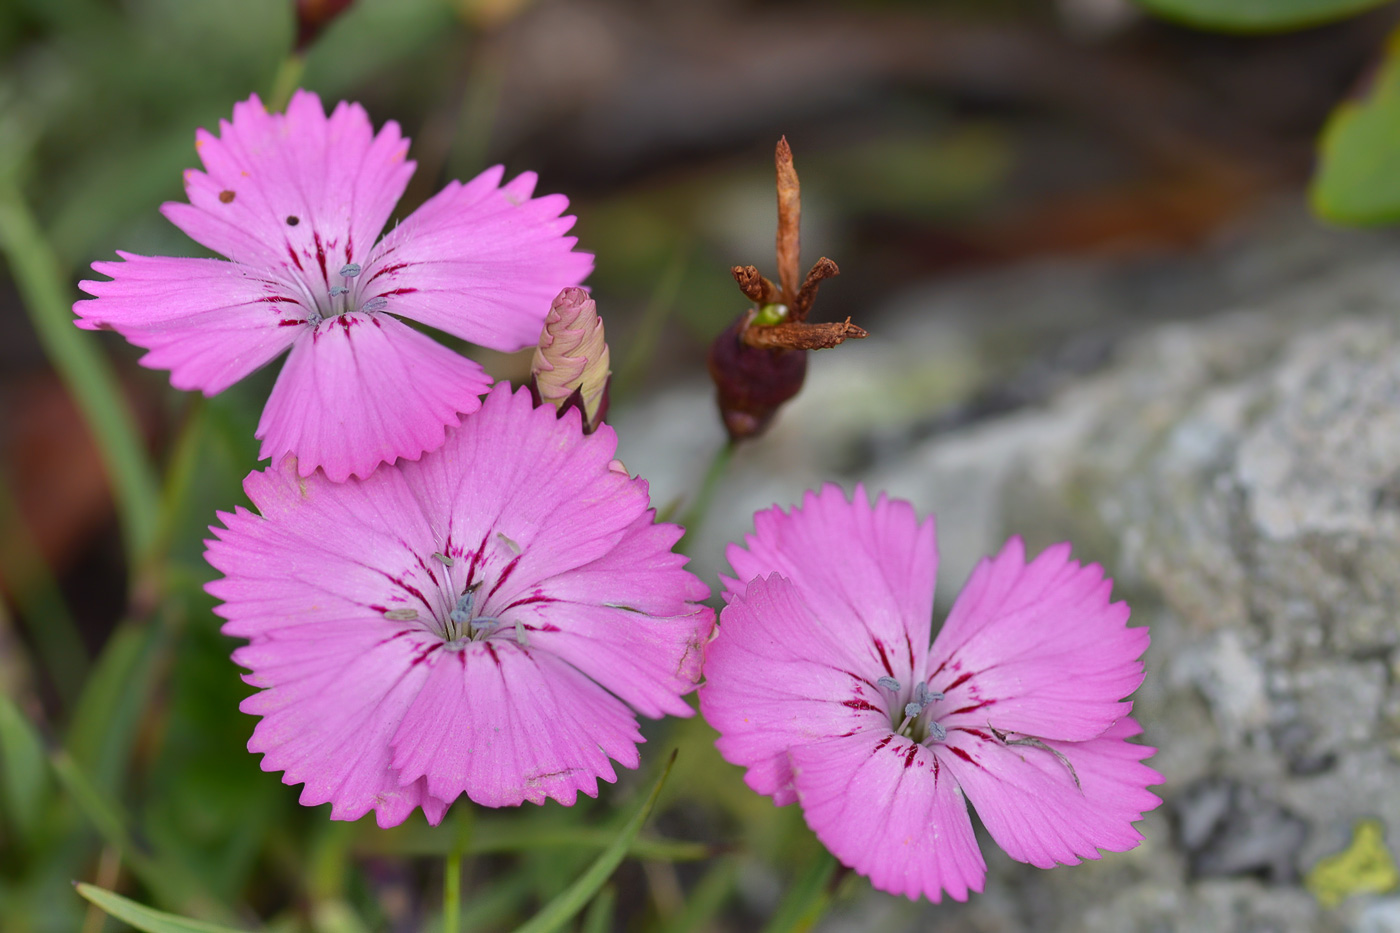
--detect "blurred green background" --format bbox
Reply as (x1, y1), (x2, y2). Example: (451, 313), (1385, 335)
(0, 0), (1397, 930)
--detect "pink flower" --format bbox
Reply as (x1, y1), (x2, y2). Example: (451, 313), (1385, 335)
(204, 384), (713, 826)
(75, 91), (592, 482)
(699, 486), (1161, 902)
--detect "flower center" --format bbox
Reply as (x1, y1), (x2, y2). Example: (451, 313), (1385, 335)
(877, 676), (946, 745)
(305, 263), (387, 324)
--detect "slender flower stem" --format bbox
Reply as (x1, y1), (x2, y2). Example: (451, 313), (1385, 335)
(0, 184), (161, 569)
(678, 440), (735, 555)
(268, 53), (306, 112)
(443, 846), (462, 933)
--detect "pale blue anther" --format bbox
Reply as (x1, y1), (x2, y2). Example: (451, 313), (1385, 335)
(329, 285), (348, 297)
(914, 682), (943, 705)
(904, 701), (924, 719)
(448, 591), (474, 626)
(339, 263), (362, 278)
(361, 296), (387, 312)
(470, 616), (500, 631)
(877, 676), (901, 692)
(926, 721), (947, 743)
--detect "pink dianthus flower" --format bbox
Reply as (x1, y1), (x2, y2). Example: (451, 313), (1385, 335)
(699, 485), (1161, 902)
(205, 384), (713, 826)
(75, 91), (592, 482)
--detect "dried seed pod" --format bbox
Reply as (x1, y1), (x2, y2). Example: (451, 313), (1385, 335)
(708, 312), (808, 442)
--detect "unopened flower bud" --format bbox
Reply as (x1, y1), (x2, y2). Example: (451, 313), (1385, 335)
(531, 287), (611, 433)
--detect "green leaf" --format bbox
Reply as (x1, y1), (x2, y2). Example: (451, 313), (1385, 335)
(1312, 33), (1400, 224)
(74, 884), (251, 933)
(0, 183), (162, 570)
(66, 619), (168, 792)
(664, 859), (739, 933)
(0, 693), (49, 841)
(1132, 0), (1392, 31)
(511, 751), (678, 933)
(761, 849), (839, 933)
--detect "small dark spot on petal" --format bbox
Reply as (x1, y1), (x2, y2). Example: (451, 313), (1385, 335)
(218, 189), (236, 203)
(286, 215), (300, 226)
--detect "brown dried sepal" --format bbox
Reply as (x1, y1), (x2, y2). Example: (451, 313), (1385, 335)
(741, 317), (867, 351)
(731, 265), (781, 306)
(775, 137), (802, 305)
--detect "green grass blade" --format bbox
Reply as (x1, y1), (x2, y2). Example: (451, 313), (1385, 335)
(665, 858), (739, 933)
(760, 850), (838, 933)
(66, 619), (168, 791)
(75, 884), (251, 933)
(580, 885), (616, 933)
(511, 750), (678, 933)
(0, 182), (161, 567)
(0, 693), (50, 841)
(0, 471), (88, 701)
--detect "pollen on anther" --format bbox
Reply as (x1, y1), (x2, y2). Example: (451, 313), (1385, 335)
(361, 296), (387, 313)
(339, 263), (362, 278)
(877, 676), (901, 691)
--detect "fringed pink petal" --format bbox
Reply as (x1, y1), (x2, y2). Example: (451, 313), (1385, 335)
(723, 485), (937, 688)
(74, 253), (303, 395)
(234, 618), (438, 827)
(389, 641), (642, 808)
(395, 385), (645, 599)
(359, 166), (594, 353)
(512, 514), (713, 719)
(790, 733), (986, 903)
(255, 312), (492, 482)
(930, 537), (1148, 742)
(162, 90), (413, 306)
(699, 574), (893, 805)
(938, 717), (1163, 869)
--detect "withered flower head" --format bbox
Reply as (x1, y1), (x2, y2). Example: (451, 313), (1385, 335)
(531, 286), (611, 433)
(708, 137), (866, 443)
(296, 0), (356, 52)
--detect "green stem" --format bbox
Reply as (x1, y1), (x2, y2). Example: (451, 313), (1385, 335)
(678, 441), (735, 554)
(268, 53), (306, 112)
(444, 846), (462, 933)
(0, 184), (161, 571)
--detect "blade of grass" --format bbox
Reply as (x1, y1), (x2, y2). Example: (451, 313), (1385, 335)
(66, 618), (169, 792)
(614, 244), (689, 398)
(0, 469), (88, 702)
(0, 183), (161, 569)
(75, 884), (250, 933)
(664, 858), (740, 933)
(0, 693), (50, 842)
(760, 849), (839, 933)
(511, 750), (678, 933)
(580, 886), (616, 933)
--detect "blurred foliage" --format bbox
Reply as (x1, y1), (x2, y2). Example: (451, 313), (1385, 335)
(1132, 0), (1392, 31)
(1312, 27), (1400, 224)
